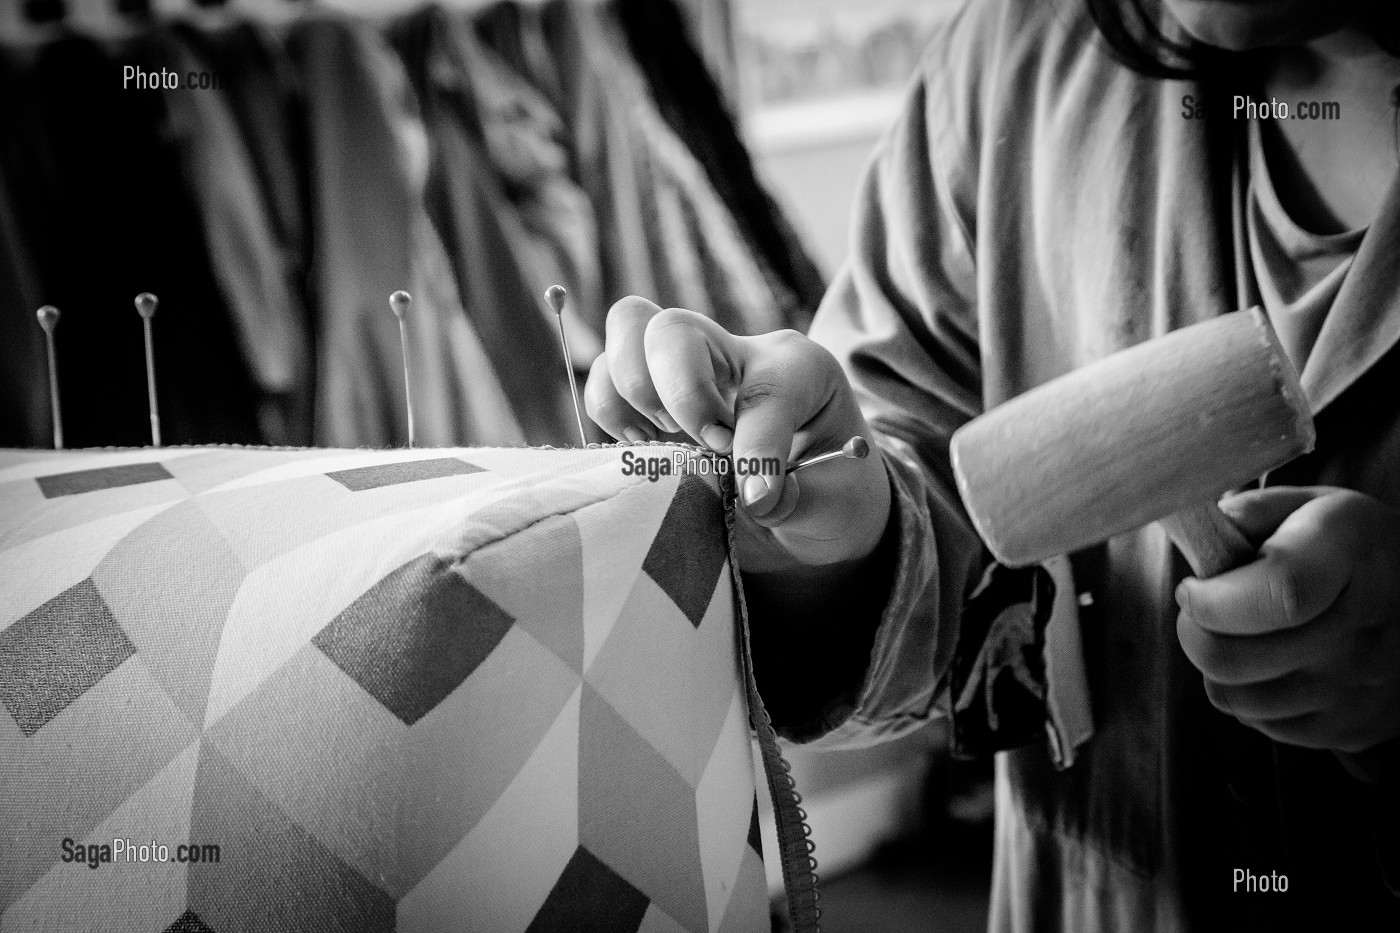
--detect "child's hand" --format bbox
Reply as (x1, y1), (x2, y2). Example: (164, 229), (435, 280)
(583, 296), (892, 571)
(1175, 487), (1400, 754)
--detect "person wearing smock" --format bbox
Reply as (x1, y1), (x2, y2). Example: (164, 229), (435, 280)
(583, 0), (1400, 930)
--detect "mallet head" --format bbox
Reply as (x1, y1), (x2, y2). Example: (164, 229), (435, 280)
(950, 308), (1314, 567)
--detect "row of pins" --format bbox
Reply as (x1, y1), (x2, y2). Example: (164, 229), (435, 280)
(35, 293), (161, 450)
(34, 285), (590, 451)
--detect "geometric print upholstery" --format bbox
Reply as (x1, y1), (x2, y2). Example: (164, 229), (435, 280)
(0, 445), (771, 932)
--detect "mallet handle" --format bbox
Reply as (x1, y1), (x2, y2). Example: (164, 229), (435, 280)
(1158, 502), (1254, 579)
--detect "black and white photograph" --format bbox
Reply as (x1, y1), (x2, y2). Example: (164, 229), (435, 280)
(1, 0), (1398, 931)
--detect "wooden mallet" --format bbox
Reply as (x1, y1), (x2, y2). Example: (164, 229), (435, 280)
(950, 308), (1315, 578)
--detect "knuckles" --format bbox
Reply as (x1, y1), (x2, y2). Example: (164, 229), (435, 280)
(735, 380), (785, 411)
(761, 328), (838, 370)
(612, 371), (656, 403)
(586, 394), (629, 426)
(606, 295), (660, 330)
(644, 307), (699, 340)
(1180, 487), (1400, 753)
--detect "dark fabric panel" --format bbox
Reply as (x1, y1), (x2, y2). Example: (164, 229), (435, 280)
(614, 0), (828, 327)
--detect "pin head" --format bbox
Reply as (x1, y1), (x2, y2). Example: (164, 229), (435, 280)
(844, 436), (870, 459)
(36, 305), (60, 334)
(390, 290), (412, 321)
(545, 285), (568, 317)
(135, 292), (158, 319)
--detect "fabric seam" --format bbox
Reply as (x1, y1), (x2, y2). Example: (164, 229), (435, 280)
(719, 470), (822, 933)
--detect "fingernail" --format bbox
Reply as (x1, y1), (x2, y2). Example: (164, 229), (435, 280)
(623, 427), (650, 444)
(700, 423), (733, 453)
(742, 475), (768, 507)
(656, 412), (681, 434)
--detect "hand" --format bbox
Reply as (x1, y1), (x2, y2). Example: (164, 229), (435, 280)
(583, 296), (892, 572)
(1175, 487), (1400, 754)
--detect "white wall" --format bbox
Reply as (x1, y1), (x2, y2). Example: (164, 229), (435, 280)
(756, 133), (883, 277)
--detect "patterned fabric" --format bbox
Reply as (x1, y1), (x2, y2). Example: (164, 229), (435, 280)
(0, 444), (771, 933)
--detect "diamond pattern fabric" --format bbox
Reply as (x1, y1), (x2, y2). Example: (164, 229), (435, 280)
(0, 578), (134, 736)
(642, 478), (728, 629)
(325, 456), (485, 491)
(313, 553), (517, 725)
(36, 461), (175, 498)
(524, 847), (651, 933)
(0, 444), (772, 932)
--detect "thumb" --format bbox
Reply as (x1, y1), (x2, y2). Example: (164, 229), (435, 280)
(729, 332), (842, 519)
(1217, 486), (1330, 548)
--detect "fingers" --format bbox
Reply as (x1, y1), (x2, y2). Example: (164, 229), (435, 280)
(748, 472), (802, 527)
(643, 309), (737, 447)
(1176, 496), (1350, 636)
(595, 298), (741, 445)
(1217, 487), (1328, 547)
(1184, 617), (1337, 745)
(730, 373), (797, 516)
(1201, 671), (1328, 722)
(729, 331), (839, 517)
(587, 299), (855, 537)
(604, 296), (681, 434)
(1176, 609), (1337, 685)
(584, 353), (657, 442)
(1179, 488), (1400, 755)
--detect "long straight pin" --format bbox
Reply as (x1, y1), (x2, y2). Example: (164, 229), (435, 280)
(134, 293), (161, 447)
(389, 291), (416, 448)
(787, 435), (869, 474)
(36, 305), (63, 449)
(545, 285), (588, 447)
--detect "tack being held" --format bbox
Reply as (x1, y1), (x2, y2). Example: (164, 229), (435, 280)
(619, 449), (781, 483)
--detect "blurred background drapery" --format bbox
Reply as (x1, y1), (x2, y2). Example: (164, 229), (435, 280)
(0, 0), (826, 450)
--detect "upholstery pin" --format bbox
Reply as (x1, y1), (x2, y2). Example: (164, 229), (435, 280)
(545, 284), (588, 447)
(787, 435), (869, 474)
(389, 290), (416, 448)
(134, 292), (162, 447)
(35, 305), (63, 449)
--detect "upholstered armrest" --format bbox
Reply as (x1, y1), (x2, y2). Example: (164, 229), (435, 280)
(0, 445), (773, 933)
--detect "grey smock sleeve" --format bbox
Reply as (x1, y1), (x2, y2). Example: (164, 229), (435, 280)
(756, 11), (999, 749)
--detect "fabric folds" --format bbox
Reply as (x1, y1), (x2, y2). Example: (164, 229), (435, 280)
(0, 1), (823, 450)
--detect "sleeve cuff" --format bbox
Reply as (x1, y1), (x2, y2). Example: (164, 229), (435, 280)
(781, 433), (967, 748)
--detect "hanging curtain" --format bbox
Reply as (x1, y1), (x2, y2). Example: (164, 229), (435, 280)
(0, 0), (824, 451)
